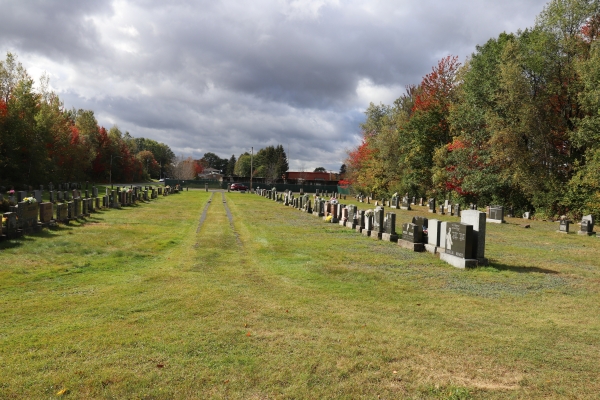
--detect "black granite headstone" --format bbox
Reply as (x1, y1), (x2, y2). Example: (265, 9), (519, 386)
(402, 223), (423, 243)
(445, 222), (473, 259)
(411, 216), (428, 230)
(373, 207), (385, 233)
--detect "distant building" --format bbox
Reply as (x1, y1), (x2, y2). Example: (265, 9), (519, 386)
(198, 167), (222, 180)
(285, 171), (338, 181)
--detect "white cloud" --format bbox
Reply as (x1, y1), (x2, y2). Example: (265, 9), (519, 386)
(0, 0), (550, 172)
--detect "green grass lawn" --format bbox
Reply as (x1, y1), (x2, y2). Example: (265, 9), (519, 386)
(1, 191), (599, 399)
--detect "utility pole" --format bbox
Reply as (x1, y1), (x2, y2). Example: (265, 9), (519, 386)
(250, 146), (253, 191)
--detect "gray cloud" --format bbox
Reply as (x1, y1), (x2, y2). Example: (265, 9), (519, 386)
(0, 0), (549, 170)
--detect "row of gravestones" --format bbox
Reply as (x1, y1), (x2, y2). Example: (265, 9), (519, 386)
(482, 204), (596, 235)
(0, 184), (177, 241)
(256, 190), (487, 269)
(254, 187), (342, 200)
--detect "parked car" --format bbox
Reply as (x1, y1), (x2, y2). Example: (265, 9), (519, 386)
(230, 183), (248, 191)
(159, 178), (165, 182)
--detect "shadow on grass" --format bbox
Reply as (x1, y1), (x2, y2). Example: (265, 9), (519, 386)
(489, 261), (559, 274)
(0, 213), (109, 247)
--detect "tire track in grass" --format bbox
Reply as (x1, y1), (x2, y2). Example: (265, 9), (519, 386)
(222, 192), (243, 246)
(195, 192), (215, 247)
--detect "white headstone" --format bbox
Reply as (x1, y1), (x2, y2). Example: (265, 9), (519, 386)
(461, 210), (486, 260)
(428, 219), (442, 247)
(439, 221), (448, 250)
(365, 216), (373, 231)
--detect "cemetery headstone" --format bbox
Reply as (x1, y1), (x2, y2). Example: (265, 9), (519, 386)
(17, 201), (39, 231)
(411, 216), (428, 232)
(578, 215), (594, 236)
(439, 222), (477, 268)
(356, 210), (365, 233)
(428, 198), (436, 213)
(487, 205), (505, 223)
(439, 221), (448, 251)
(425, 219), (442, 254)
(3, 212), (17, 238)
(39, 202), (53, 223)
(372, 207), (384, 239)
(460, 210), (487, 264)
(382, 212), (398, 242)
(398, 223), (424, 252)
(362, 212), (373, 237)
(454, 204), (461, 217)
(401, 196), (411, 210)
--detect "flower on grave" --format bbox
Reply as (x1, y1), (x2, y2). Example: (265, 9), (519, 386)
(330, 199), (338, 205)
(23, 197), (37, 204)
(364, 209), (374, 217)
(325, 215), (332, 222)
(8, 189), (14, 195)
(393, 192), (398, 198)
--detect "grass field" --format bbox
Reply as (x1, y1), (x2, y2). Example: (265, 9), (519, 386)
(1, 190), (599, 399)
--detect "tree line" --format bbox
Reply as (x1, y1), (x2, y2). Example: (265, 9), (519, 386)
(196, 145), (289, 182)
(0, 53), (175, 186)
(345, 0), (600, 218)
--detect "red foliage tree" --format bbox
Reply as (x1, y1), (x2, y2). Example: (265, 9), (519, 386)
(412, 55), (461, 115)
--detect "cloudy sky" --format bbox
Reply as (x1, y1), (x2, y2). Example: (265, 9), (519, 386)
(0, 0), (549, 171)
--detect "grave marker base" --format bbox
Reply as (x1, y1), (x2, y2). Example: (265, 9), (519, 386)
(381, 233), (398, 242)
(577, 231), (596, 236)
(355, 226), (363, 234)
(486, 218), (505, 224)
(370, 232), (383, 240)
(440, 252), (478, 269)
(424, 244), (442, 254)
(345, 221), (357, 229)
(556, 230), (569, 234)
(397, 239), (424, 252)
(361, 229), (371, 237)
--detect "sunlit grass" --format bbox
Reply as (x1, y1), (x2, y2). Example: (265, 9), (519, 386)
(1, 190), (599, 398)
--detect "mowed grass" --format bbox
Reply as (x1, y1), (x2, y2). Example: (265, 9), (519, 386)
(1, 191), (599, 399)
